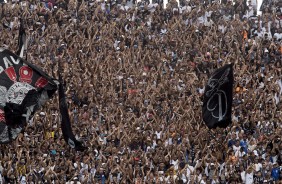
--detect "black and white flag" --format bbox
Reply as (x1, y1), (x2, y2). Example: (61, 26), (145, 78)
(202, 64), (233, 129)
(0, 48), (58, 143)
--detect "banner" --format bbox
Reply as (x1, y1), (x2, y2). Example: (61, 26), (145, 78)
(0, 48), (57, 143)
(202, 64), (233, 129)
(58, 66), (86, 151)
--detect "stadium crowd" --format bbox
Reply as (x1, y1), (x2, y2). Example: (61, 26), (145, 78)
(0, 0), (282, 183)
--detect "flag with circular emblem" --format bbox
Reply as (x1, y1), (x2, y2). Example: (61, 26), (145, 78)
(0, 48), (57, 143)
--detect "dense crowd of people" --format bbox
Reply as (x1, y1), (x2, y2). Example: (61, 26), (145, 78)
(0, 0), (282, 183)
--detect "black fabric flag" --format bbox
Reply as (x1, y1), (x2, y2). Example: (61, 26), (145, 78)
(16, 20), (26, 56)
(0, 48), (58, 143)
(202, 64), (233, 129)
(58, 66), (86, 151)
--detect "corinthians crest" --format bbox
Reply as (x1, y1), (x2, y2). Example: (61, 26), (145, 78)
(0, 82), (35, 107)
(0, 83), (35, 123)
(6, 82), (35, 105)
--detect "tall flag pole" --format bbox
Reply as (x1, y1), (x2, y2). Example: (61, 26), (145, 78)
(202, 64), (234, 129)
(58, 62), (86, 151)
(16, 19), (26, 58)
(0, 48), (58, 143)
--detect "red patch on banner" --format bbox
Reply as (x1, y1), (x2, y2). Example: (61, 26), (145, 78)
(19, 66), (33, 84)
(35, 77), (48, 88)
(5, 67), (17, 82)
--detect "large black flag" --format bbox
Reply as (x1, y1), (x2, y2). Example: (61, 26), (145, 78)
(202, 64), (233, 129)
(58, 65), (86, 151)
(0, 48), (58, 143)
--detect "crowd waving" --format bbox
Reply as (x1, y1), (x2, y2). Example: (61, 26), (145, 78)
(0, 0), (282, 183)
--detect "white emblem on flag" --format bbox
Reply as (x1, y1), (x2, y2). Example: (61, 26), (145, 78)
(206, 68), (230, 121)
(6, 82), (35, 105)
(68, 138), (75, 148)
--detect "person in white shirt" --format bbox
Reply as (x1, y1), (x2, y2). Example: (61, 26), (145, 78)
(273, 31), (282, 40)
(155, 127), (162, 139)
(254, 158), (262, 172)
(245, 167), (254, 184)
(235, 147), (246, 158)
(170, 158), (179, 170)
(248, 0), (257, 11)
(248, 139), (257, 152)
(204, 16), (214, 27)
(241, 169), (246, 183)
(186, 163), (195, 179)
(233, 140), (241, 153)
(19, 176), (26, 184)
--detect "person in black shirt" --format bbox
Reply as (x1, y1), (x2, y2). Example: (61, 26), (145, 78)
(254, 171), (264, 184)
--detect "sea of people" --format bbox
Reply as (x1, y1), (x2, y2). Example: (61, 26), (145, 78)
(0, 0), (282, 183)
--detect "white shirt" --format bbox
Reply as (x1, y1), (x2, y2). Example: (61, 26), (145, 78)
(181, 173), (187, 183)
(246, 7), (254, 18)
(20, 176), (26, 184)
(250, 0), (257, 7)
(170, 159), (179, 170)
(233, 145), (241, 152)
(248, 144), (256, 152)
(186, 165), (194, 178)
(198, 88), (205, 95)
(241, 171), (246, 183)
(155, 131), (162, 139)
(273, 33), (282, 40)
(261, 27), (272, 40)
(245, 172), (254, 184)
(271, 155), (278, 164)
(180, 6), (192, 13)
(165, 138), (173, 146)
(235, 150), (245, 158)
(152, 140), (157, 149)
(165, 175), (177, 183)
(197, 16), (205, 24)
(0, 173), (3, 184)
(218, 24), (226, 33)
(255, 163), (262, 172)
(204, 19), (214, 27)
